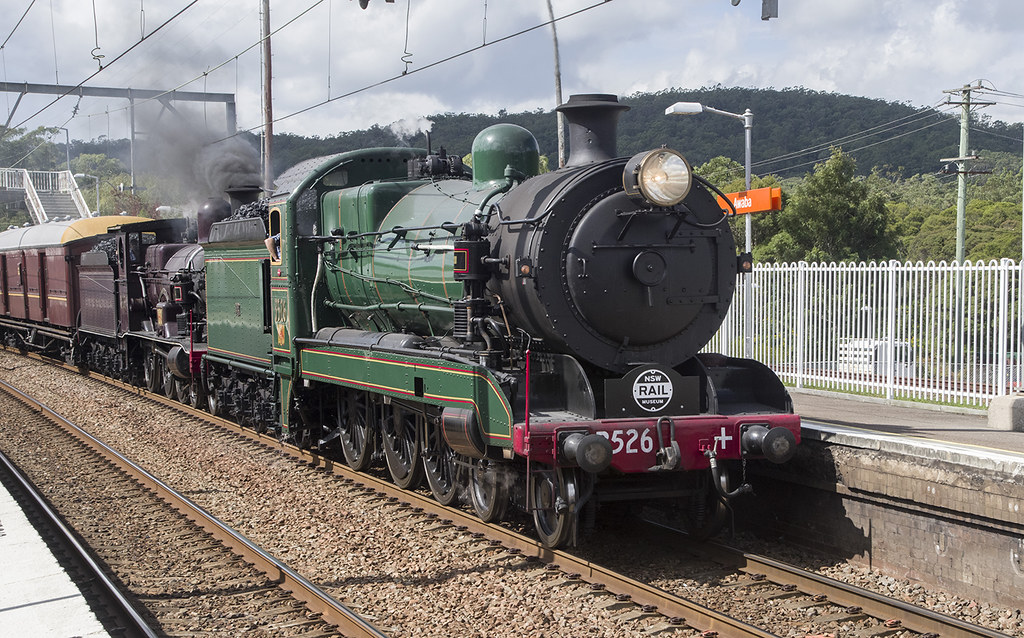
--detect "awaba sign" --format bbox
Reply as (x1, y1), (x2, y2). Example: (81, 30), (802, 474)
(715, 186), (782, 215)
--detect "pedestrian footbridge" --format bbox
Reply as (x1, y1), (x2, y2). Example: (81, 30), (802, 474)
(0, 169), (92, 225)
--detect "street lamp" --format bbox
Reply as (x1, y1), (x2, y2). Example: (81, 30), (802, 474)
(74, 173), (99, 216)
(57, 127), (71, 172)
(666, 101), (755, 359)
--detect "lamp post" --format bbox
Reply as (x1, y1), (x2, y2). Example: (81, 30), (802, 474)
(58, 127), (71, 172)
(74, 173), (99, 216)
(665, 101), (754, 359)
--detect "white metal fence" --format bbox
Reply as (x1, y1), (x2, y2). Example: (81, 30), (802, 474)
(707, 260), (1024, 408)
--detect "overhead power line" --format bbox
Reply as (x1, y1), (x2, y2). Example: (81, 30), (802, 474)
(76, 0), (330, 125)
(755, 101), (954, 170)
(1, 0), (36, 51)
(9, 1), (199, 132)
(761, 115), (956, 177)
(241, 0), (614, 135)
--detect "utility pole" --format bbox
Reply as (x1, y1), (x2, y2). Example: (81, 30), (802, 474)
(261, 0), (273, 193)
(941, 81), (993, 263)
(546, 0), (566, 168)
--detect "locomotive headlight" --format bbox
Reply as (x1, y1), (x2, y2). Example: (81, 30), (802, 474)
(623, 148), (693, 207)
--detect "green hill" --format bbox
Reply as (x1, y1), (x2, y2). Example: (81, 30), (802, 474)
(262, 86), (1021, 181)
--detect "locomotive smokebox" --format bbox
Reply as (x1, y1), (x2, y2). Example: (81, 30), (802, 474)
(556, 94), (630, 167)
(197, 197), (232, 243)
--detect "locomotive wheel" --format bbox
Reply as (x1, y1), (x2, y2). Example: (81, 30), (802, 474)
(382, 409), (424, 490)
(422, 420), (460, 505)
(469, 459), (509, 523)
(338, 391), (374, 471)
(143, 349), (160, 393)
(531, 465), (577, 548)
(184, 380), (204, 408)
(174, 378), (190, 404)
(206, 389), (222, 417)
(162, 366), (178, 400)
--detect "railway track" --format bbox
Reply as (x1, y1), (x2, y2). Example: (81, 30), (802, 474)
(127, 379), (1021, 638)
(0, 349), (1016, 638)
(663, 530), (1013, 638)
(0, 448), (159, 638)
(0, 377), (386, 638)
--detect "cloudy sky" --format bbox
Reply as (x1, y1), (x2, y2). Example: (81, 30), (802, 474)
(2, 0), (1023, 147)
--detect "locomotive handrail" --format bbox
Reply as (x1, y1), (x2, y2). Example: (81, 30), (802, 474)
(294, 334), (508, 375)
(326, 220), (462, 242)
(493, 157), (624, 228)
(323, 299), (452, 315)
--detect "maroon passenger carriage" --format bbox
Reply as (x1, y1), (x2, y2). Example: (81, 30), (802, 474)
(0, 215), (209, 401)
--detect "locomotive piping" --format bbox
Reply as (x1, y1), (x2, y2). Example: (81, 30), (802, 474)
(705, 449), (754, 500)
(692, 173), (737, 220)
(311, 242), (326, 333)
(475, 167), (523, 221)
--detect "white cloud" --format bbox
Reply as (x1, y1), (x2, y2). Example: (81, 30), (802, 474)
(1, 0), (1020, 147)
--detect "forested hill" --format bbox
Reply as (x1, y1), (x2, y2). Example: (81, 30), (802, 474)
(269, 87), (1024, 180)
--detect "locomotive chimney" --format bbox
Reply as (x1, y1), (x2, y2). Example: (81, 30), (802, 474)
(556, 94), (630, 167)
(196, 197), (232, 243)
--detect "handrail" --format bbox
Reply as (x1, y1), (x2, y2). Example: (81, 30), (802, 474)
(21, 169), (47, 223)
(62, 170), (92, 217)
(0, 168), (91, 220)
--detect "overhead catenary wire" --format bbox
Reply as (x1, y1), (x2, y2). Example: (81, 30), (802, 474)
(72, 0), (614, 143)
(231, 0), (614, 137)
(9, 1), (200, 132)
(75, 0), (331, 127)
(700, 102), (959, 180)
(761, 115), (958, 178)
(0, 0), (36, 51)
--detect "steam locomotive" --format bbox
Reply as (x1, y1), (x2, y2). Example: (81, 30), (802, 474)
(0, 94), (799, 547)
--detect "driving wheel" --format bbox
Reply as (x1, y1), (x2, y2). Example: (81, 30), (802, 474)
(531, 465), (578, 548)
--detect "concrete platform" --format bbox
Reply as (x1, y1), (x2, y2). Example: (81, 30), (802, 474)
(749, 388), (1024, 608)
(0, 476), (111, 638)
(790, 388), (1024, 458)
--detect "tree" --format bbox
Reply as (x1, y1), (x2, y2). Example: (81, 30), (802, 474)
(71, 153), (126, 179)
(757, 148), (900, 263)
(0, 126), (64, 170)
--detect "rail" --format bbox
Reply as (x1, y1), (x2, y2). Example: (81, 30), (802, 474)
(129, 380), (779, 638)
(0, 448), (160, 638)
(0, 377), (388, 638)
(696, 539), (1013, 638)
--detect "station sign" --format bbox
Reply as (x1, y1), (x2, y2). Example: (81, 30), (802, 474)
(715, 186), (782, 215)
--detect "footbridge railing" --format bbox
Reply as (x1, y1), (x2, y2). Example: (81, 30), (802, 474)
(0, 168), (91, 223)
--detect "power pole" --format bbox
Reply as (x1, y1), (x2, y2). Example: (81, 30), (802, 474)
(546, 0), (566, 168)
(941, 81), (993, 263)
(261, 0), (273, 193)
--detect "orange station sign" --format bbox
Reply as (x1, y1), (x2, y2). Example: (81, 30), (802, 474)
(715, 186), (782, 215)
